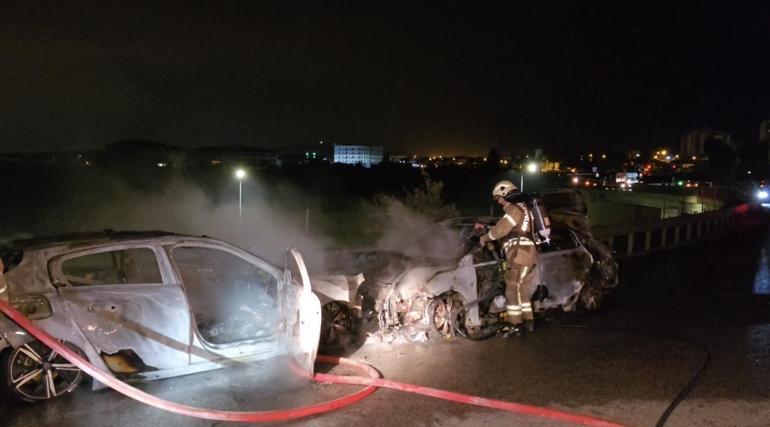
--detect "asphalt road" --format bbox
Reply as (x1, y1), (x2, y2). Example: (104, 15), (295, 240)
(4, 225), (770, 427)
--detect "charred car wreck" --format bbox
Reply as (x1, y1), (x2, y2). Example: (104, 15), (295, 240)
(313, 190), (618, 344)
(0, 232), (321, 402)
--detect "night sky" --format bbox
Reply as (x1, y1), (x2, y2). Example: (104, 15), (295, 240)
(2, 1), (769, 156)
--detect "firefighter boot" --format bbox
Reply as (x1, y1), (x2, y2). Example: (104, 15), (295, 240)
(506, 304), (523, 326)
(522, 302), (535, 332)
(501, 325), (523, 338)
(502, 303), (524, 337)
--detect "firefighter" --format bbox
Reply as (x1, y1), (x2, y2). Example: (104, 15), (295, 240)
(479, 180), (537, 333)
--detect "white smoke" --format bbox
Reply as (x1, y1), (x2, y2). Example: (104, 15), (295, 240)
(374, 199), (464, 261)
(27, 175), (332, 270)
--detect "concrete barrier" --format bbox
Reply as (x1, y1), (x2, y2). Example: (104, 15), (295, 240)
(592, 203), (766, 258)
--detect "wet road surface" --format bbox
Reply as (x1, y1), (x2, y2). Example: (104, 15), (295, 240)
(4, 224), (770, 426)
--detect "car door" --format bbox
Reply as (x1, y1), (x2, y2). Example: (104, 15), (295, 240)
(533, 227), (593, 310)
(49, 244), (191, 373)
(166, 242), (320, 376)
(285, 248), (322, 376)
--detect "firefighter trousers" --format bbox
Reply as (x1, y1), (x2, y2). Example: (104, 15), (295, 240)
(503, 245), (536, 326)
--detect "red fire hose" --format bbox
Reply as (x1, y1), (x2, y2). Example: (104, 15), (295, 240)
(0, 300), (622, 426)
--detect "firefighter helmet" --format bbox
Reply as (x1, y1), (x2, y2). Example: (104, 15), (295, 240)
(491, 180), (518, 199)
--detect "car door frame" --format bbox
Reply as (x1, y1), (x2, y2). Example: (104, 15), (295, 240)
(47, 241), (193, 374)
(163, 239), (292, 364)
(531, 227), (594, 309)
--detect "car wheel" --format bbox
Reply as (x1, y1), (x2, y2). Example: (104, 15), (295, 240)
(320, 302), (356, 348)
(429, 293), (465, 337)
(2, 340), (83, 403)
(578, 287), (605, 311)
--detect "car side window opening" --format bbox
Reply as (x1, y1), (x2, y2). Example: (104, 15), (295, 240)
(61, 248), (162, 286)
(170, 246), (278, 344)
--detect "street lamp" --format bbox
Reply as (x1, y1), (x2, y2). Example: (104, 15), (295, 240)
(520, 162), (538, 192)
(234, 168), (246, 223)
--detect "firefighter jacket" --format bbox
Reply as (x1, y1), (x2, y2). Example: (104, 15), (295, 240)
(480, 202), (534, 253)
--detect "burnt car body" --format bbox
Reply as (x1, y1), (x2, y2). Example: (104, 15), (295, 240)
(0, 231), (321, 402)
(313, 193), (618, 343)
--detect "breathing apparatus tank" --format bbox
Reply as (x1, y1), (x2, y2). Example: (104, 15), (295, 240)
(504, 191), (551, 245)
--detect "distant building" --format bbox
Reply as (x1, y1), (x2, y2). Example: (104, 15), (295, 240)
(680, 128), (732, 158)
(760, 119), (770, 143)
(389, 154), (410, 163)
(194, 145), (280, 168)
(680, 128), (713, 158)
(276, 142), (332, 165)
(0, 151), (97, 167)
(106, 140), (184, 169)
(541, 160), (561, 172)
(333, 145), (383, 168)
(758, 120), (770, 166)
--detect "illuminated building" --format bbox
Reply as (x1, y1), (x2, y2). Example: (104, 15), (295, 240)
(760, 119), (770, 143)
(333, 145), (384, 168)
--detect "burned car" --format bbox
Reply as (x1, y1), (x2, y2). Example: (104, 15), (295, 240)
(313, 191), (618, 343)
(0, 231), (321, 402)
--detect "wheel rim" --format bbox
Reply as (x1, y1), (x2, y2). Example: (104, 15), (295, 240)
(9, 341), (82, 400)
(320, 302), (353, 346)
(432, 294), (464, 337)
(432, 300), (449, 334)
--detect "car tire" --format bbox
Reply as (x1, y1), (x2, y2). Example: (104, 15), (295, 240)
(577, 286), (606, 312)
(428, 292), (465, 337)
(1, 340), (84, 403)
(320, 302), (357, 349)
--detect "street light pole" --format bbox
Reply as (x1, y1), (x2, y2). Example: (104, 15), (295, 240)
(238, 179), (243, 223)
(235, 168), (246, 224)
(521, 162), (538, 192)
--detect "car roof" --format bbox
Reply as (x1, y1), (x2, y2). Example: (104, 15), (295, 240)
(2, 230), (191, 252)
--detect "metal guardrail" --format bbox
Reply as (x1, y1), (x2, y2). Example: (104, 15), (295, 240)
(591, 203), (766, 258)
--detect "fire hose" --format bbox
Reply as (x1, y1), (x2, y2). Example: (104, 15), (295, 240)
(0, 300), (622, 426)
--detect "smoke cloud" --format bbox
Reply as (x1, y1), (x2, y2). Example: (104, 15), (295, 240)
(373, 199), (464, 261)
(1, 172), (331, 270)
(3, 168), (467, 275)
